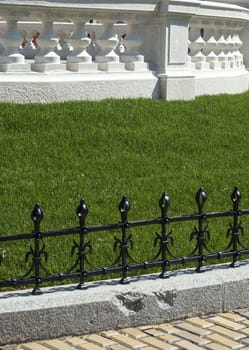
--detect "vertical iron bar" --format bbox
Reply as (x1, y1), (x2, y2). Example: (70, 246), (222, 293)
(118, 196), (130, 284)
(159, 192), (170, 278)
(31, 203), (44, 295)
(195, 188), (207, 273)
(76, 198), (88, 289)
(230, 187), (241, 267)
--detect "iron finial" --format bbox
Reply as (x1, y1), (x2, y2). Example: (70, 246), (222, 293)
(118, 196), (130, 223)
(231, 186), (241, 204)
(195, 188), (207, 213)
(159, 192), (170, 217)
(31, 203), (43, 225)
(76, 198), (88, 227)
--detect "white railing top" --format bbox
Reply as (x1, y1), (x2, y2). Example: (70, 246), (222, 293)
(168, 0), (249, 21)
(0, 0), (171, 22)
(0, 0), (247, 21)
(0, 0), (164, 12)
(204, 0), (249, 8)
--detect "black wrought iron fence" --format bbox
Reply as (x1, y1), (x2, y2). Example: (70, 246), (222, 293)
(1, 186), (249, 295)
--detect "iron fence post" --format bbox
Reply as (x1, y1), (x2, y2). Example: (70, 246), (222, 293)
(118, 196), (130, 284)
(76, 198), (88, 289)
(159, 192), (170, 278)
(31, 203), (44, 295)
(230, 187), (241, 267)
(195, 188), (207, 273)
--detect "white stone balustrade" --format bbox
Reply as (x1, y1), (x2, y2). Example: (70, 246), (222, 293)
(0, 0), (248, 102)
(188, 19), (245, 71)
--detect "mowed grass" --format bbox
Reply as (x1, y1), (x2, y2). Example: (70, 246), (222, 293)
(1, 93), (249, 284)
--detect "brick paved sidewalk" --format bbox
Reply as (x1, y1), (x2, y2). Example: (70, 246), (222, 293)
(5, 309), (249, 350)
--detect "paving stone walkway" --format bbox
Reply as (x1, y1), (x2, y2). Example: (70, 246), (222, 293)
(4, 309), (249, 350)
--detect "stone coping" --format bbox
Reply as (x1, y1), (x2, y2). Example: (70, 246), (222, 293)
(1, 261), (249, 345)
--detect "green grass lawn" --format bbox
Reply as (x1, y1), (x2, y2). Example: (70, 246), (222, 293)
(1, 93), (249, 286)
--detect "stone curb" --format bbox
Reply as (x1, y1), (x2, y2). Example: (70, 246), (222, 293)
(1, 262), (249, 346)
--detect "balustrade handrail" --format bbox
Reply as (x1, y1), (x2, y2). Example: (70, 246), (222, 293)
(0, 186), (249, 295)
(0, 0), (162, 15)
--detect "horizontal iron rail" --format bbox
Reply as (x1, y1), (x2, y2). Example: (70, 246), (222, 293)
(1, 249), (248, 288)
(1, 209), (249, 242)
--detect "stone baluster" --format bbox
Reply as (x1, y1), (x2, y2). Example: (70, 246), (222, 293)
(19, 22), (41, 59)
(205, 36), (218, 69)
(54, 22), (74, 60)
(202, 23), (218, 70)
(120, 22), (148, 71)
(114, 21), (127, 56)
(31, 20), (64, 72)
(55, 30), (69, 60)
(66, 20), (97, 72)
(216, 34), (228, 69)
(187, 27), (191, 66)
(225, 32), (235, 68)
(95, 22), (125, 71)
(189, 26), (208, 70)
(216, 22), (229, 69)
(0, 18), (30, 72)
(233, 24), (242, 69)
(233, 33), (243, 68)
(85, 21), (101, 60)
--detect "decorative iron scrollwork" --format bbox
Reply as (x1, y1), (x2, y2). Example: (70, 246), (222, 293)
(223, 186), (245, 267)
(28, 203), (48, 295)
(68, 198), (91, 289)
(190, 188), (210, 272)
(116, 196), (131, 284)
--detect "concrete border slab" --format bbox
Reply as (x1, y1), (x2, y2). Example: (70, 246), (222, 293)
(1, 262), (249, 346)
